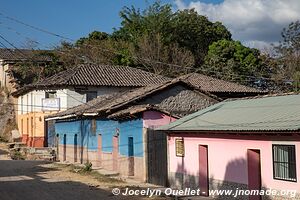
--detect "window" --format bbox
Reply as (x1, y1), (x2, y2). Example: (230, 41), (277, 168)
(175, 138), (185, 157)
(45, 91), (57, 98)
(86, 91), (97, 102)
(273, 145), (297, 182)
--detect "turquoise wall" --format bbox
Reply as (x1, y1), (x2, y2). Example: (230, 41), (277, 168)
(53, 117), (144, 157)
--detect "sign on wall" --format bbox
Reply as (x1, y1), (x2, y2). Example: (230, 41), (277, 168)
(175, 138), (185, 157)
(42, 98), (60, 111)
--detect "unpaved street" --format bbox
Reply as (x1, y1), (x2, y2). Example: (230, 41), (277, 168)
(0, 145), (167, 200)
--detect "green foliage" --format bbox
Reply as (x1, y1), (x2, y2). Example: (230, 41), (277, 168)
(83, 162), (92, 172)
(169, 9), (231, 65)
(10, 150), (25, 160)
(76, 31), (109, 46)
(10, 50), (66, 86)
(0, 136), (8, 143)
(113, 2), (173, 43)
(203, 39), (263, 82)
(113, 2), (231, 66)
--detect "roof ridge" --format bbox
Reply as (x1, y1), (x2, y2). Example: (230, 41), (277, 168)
(224, 92), (299, 102)
(97, 79), (220, 114)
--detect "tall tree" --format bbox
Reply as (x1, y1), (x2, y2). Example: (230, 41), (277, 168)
(132, 33), (194, 76)
(169, 9), (231, 66)
(113, 2), (231, 66)
(202, 39), (266, 85)
(275, 20), (300, 91)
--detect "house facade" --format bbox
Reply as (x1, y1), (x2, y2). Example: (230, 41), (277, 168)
(12, 64), (170, 147)
(45, 80), (220, 182)
(159, 94), (300, 199)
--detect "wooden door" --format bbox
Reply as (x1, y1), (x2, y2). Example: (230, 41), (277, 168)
(63, 134), (66, 161)
(74, 134), (78, 162)
(199, 145), (209, 196)
(247, 149), (261, 200)
(128, 137), (134, 176)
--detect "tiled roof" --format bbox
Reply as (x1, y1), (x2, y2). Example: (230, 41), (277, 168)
(0, 48), (50, 61)
(12, 64), (171, 96)
(181, 73), (265, 93)
(46, 79), (219, 120)
(158, 94), (300, 132)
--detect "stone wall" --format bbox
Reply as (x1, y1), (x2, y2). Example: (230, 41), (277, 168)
(140, 85), (218, 117)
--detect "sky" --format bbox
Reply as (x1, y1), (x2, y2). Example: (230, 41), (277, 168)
(0, 0), (299, 50)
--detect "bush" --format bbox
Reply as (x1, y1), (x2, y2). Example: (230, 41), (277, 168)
(0, 136), (8, 143)
(10, 150), (25, 160)
(83, 162), (92, 172)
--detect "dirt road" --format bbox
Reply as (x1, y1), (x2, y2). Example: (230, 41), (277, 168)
(0, 145), (169, 200)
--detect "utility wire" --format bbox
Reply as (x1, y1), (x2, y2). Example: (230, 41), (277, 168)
(0, 12), (74, 41)
(0, 12), (282, 83)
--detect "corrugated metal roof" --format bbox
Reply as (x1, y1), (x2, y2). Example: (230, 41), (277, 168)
(158, 94), (300, 132)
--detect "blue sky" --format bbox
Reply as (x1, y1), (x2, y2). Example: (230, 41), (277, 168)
(0, 0), (223, 49)
(1, 0), (299, 50)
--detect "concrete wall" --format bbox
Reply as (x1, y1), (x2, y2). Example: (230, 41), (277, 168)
(54, 117), (146, 180)
(143, 111), (177, 129)
(18, 112), (48, 147)
(0, 61), (14, 91)
(168, 134), (300, 199)
(17, 86), (133, 147)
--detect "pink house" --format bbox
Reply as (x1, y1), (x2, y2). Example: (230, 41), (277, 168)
(159, 94), (300, 199)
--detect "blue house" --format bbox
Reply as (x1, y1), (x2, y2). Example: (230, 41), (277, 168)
(46, 77), (261, 183)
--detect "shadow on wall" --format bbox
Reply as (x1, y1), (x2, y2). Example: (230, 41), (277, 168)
(169, 162), (198, 190)
(213, 158), (272, 200)
(172, 157), (272, 200)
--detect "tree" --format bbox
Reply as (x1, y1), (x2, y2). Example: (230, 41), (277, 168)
(76, 31), (109, 46)
(274, 20), (300, 91)
(169, 9), (231, 66)
(131, 33), (194, 76)
(8, 51), (65, 87)
(113, 2), (231, 66)
(112, 2), (173, 44)
(203, 39), (265, 84)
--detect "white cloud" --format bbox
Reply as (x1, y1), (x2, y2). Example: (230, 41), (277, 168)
(174, 0), (300, 49)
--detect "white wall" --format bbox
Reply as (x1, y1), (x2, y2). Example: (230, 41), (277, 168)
(17, 86), (133, 114)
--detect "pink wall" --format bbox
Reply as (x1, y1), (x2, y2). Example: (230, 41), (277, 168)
(143, 111), (177, 128)
(168, 134), (300, 192)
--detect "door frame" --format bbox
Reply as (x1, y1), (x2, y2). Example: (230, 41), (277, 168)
(247, 149), (262, 200)
(199, 145), (209, 197)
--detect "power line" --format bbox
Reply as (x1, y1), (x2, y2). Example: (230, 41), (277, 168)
(0, 12), (74, 42)
(0, 34), (31, 59)
(0, 12), (282, 83)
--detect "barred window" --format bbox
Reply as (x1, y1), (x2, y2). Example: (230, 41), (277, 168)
(273, 145), (297, 182)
